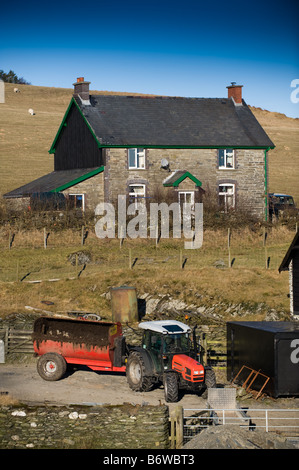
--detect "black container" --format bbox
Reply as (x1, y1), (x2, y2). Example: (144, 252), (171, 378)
(227, 321), (299, 397)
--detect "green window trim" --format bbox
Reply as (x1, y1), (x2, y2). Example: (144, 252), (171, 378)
(50, 166), (104, 193)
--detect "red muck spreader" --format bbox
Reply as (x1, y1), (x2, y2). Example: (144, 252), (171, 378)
(32, 316), (126, 381)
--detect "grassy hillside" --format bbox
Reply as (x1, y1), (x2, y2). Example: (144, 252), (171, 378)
(250, 107), (299, 204)
(0, 82), (299, 203)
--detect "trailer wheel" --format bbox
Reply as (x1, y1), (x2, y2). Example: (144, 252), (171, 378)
(164, 372), (179, 403)
(126, 351), (153, 392)
(37, 353), (67, 381)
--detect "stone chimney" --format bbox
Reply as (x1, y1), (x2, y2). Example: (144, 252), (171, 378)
(73, 77), (91, 105)
(227, 82), (243, 105)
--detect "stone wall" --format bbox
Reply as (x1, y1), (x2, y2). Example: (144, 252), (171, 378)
(105, 147), (266, 218)
(62, 171), (104, 212)
(0, 403), (170, 449)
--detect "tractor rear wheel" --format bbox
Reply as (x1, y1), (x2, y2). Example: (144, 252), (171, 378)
(126, 351), (153, 392)
(37, 353), (67, 381)
(164, 372), (179, 402)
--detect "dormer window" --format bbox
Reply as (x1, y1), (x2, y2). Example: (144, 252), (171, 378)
(218, 149), (235, 169)
(128, 148), (145, 169)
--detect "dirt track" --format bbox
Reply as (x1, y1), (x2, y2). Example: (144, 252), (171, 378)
(0, 362), (208, 410)
(2, 361), (299, 417)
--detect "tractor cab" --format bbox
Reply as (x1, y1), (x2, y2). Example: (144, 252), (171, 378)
(139, 320), (196, 372)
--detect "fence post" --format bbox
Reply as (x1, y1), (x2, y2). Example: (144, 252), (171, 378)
(8, 230), (14, 250)
(170, 405), (184, 449)
(228, 228), (231, 268)
(263, 227), (268, 269)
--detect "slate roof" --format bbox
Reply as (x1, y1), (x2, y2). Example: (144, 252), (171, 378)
(3, 167), (104, 198)
(74, 95), (275, 148)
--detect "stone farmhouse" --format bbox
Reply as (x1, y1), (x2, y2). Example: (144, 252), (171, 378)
(4, 78), (274, 219)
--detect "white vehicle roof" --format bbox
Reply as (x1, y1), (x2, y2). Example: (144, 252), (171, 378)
(138, 320), (191, 335)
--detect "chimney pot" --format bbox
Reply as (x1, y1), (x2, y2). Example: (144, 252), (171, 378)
(227, 83), (243, 105)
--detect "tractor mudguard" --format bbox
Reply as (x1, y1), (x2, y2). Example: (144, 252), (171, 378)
(130, 346), (155, 376)
(113, 336), (127, 368)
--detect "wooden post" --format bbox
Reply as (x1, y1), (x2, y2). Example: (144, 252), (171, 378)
(119, 226), (124, 249)
(170, 406), (184, 449)
(263, 227), (268, 269)
(43, 228), (47, 249)
(202, 333), (208, 366)
(81, 225), (85, 246)
(228, 228), (231, 268)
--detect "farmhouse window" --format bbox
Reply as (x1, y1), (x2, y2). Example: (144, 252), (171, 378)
(219, 184), (235, 211)
(128, 184), (146, 205)
(178, 191), (195, 207)
(218, 149), (235, 169)
(68, 194), (85, 211)
(128, 148), (145, 169)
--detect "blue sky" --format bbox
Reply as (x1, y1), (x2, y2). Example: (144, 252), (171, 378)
(1, 0), (299, 117)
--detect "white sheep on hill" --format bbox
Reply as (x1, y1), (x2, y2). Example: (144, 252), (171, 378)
(28, 108), (35, 115)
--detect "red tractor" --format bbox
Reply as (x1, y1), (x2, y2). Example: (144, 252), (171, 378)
(126, 320), (216, 402)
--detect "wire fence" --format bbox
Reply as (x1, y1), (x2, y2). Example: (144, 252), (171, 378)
(183, 407), (299, 444)
(0, 225), (297, 283)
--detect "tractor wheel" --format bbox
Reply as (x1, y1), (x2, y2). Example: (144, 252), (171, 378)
(37, 353), (67, 381)
(201, 368), (217, 398)
(126, 351), (153, 392)
(164, 372), (179, 403)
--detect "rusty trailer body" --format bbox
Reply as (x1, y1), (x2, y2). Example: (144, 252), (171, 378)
(32, 316), (126, 380)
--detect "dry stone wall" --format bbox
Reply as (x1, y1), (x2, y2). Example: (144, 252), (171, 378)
(0, 403), (170, 449)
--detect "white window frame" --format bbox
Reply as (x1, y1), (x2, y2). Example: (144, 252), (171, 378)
(68, 193), (85, 211)
(128, 184), (146, 206)
(218, 184), (235, 212)
(218, 148), (235, 169)
(178, 191), (195, 206)
(128, 148), (146, 169)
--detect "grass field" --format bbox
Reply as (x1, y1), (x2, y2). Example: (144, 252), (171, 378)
(0, 225), (295, 318)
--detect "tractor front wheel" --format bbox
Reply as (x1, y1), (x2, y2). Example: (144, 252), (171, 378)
(164, 372), (179, 402)
(201, 368), (217, 398)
